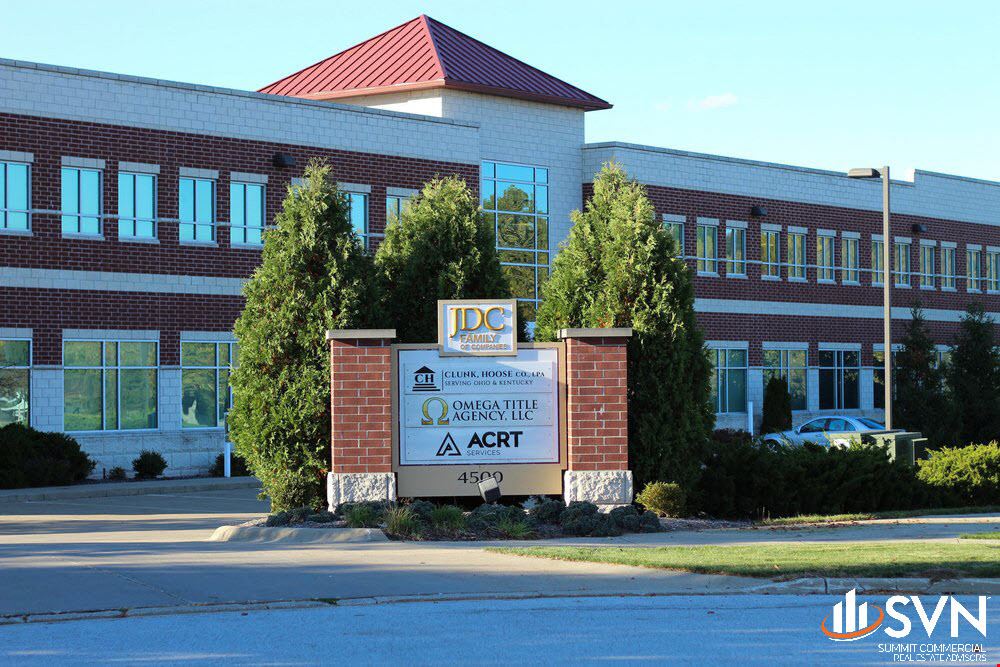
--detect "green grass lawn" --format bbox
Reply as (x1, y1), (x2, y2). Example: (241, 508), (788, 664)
(490, 541), (1000, 579)
(960, 532), (1000, 540)
(759, 505), (1000, 527)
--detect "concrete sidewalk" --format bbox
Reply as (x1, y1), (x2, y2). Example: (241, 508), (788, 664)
(0, 476), (260, 502)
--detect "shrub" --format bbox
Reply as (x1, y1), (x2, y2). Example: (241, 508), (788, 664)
(429, 505), (465, 532)
(229, 160), (377, 512)
(917, 443), (1000, 505)
(307, 510), (336, 523)
(559, 501), (600, 536)
(265, 506), (313, 527)
(638, 510), (662, 533)
(0, 424), (95, 489)
(608, 505), (641, 532)
(465, 504), (526, 534)
(407, 500), (437, 524)
(947, 303), (1000, 447)
(636, 481), (686, 517)
(589, 513), (623, 537)
(535, 162), (714, 489)
(108, 466), (127, 481)
(384, 506), (420, 537)
(496, 517), (535, 539)
(374, 176), (515, 343)
(344, 504), (383, 528)
(209, 452), (251, 477)
(131, 450), (167, 480)
(760, 376), (792, 434)
(530, 498), (566, 525)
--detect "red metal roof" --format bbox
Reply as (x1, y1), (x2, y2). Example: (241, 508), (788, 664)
(258, 15), (611, 111)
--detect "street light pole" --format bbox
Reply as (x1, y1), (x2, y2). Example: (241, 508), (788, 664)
(881, 166), (892, 430)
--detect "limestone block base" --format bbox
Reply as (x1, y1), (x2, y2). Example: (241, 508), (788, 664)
(563, 470), (634, 510)
(326, 472), (397, 512)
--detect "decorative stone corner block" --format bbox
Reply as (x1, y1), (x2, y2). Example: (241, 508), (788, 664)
(327, 472), (397, 512)
(563, 470), (633, 510)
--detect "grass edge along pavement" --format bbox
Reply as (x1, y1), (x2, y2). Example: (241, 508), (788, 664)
(489, 541), (1000, 579)
(758, 505), (1000, 527)
(960, 532), (1000, 540)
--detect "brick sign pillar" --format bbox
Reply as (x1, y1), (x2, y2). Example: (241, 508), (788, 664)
(326, 329), (397, 511)
(559, 328), (633, 509)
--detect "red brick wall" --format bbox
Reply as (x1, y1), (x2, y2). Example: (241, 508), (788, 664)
(564, 335), (628, 471)
(329, 336), (394, 474)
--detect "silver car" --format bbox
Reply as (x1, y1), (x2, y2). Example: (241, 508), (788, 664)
(762, 415), (885, 447)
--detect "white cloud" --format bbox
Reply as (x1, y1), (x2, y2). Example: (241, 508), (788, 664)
(691, 92), (739, 111)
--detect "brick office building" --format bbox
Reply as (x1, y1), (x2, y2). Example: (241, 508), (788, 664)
(1, 15), (998, 474)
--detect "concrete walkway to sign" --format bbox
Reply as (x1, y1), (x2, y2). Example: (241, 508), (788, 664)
(0, 487), (997, 619)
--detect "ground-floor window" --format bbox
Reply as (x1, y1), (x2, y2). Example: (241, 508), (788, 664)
(708, 347), (747, 414)
(0, 339), (30, 427)
(818, 349), (860, 410)
(181, 341), (238, 428)
(873, 349), (900, 409)
(63, 340), (158, 431)
(763, 348), (807, 410)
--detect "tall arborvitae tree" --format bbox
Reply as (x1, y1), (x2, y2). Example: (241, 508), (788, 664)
(374, 176), (512, 343)
(893, 304), (951, 445)
(228, 160), (376, 511)
(535, 162), (714, 489)
(760, 376), (793, 434)
(947, 302), (1000, 446)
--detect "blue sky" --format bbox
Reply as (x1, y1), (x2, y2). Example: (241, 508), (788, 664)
(4, 1), (998, 182)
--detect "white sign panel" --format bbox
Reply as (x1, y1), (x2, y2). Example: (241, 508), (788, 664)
(437, 299), (517, 356)
(398, 348), (559, 465)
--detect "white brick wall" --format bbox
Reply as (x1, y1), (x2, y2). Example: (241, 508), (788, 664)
(583, 142), (1000, 228)
(0, 59), (480, 165)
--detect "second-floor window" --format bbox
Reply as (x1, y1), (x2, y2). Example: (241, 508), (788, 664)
(941, 245), (957, 289)
(347, 192), (370, 250)
(817, 233), (835, 282)
(725, 225), (746, 276)
(841, 236), (860, 283)
(118, 172), (156, 239)
(787, 231), (806, 280)
(920, 244), (935, 289)
(987, 249), (1000, 292)
(230, 182), (265, 246)
(61, 167), (102, 235)
(179, 177), (215, 242)
(761, 229), (780, 279)
(0, 161), (30, 231)
(696, 221), (718, 274)
(385, 195), (411, 226)
(663, 217), (684, 255)
(967, 248), (982, 291)
(872, 238), (885, 285)
(894, 240), (911, 287)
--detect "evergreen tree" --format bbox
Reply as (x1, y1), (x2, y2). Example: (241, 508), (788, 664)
(228, 161), (376, 511)
(893, 304), (950, 445)
(535, 162), (714, 488)
(947, 302), (1000, 446)
(760, 376), (792, 434)
(374, 176), (512, 343)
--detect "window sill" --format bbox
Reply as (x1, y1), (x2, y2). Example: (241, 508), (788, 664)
(842, 280), (861, 286)
(920, 285), (936, 291)
(967, 289), (982, 294)
(62, 233), (105, 241)
(118, 236), (160, 244)
(179, 240), (219, 248)
(230, 242), (264, 250)
(788, 277), (807, 283)
(726, 273), (748, 280)
(818, 279), (836, 285)
(761, 275), (782, 282)
(697, 271), (720, 278)
(0, 228), (32, 237)
(894, 284), (911, 289)
(942, 287), (957, 292)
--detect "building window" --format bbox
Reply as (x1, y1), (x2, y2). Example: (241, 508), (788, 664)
(343, 192), (370, 250)
(920, 244), (936, 289)
(63, 340), (158, 431)
(871, 238), (885, 285)
(934, 348), (952, 370)
(966, 247), (982, 291)
(181, 341), (238, 429)
(941, 246), (957, 289)
(987, 249), (1000, 292)
(708, 348), (747, 414)
(725, 225), (746, 276)
(873, 349), (900, 410)
(230, 182), (265, 246)
(787, 231), (806, 280)
(0, 161), (30, 231)
(61, 167), (102, 235)
(482, 161), (549, 322)
(663, 216), (684, 255)
(385, 195), (411, 226)
(763, 348), (807, 411)
(0, 339), (30, 427)
(818, 349), (860, 410)
(894, 240), (911, 287)
(817, 233), (835, 282)
(841, 236), (860, 283)
(696, 222), (718, 274)
(118, 172), (156, 239)
(761, 229), (780, 279)
(179, 177), (215, 242)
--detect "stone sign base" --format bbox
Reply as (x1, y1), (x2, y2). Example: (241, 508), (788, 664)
(563, 470), (634, 511)
(326, 472), (397, 512)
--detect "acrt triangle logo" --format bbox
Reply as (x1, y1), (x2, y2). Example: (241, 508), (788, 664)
(436, 433), (462, 457)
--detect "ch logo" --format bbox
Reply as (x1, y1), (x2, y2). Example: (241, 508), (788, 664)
(449, 306), (506, 338)
(420, 397), (450, 425)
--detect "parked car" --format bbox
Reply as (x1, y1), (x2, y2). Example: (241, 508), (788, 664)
(762, 415), (886, 447)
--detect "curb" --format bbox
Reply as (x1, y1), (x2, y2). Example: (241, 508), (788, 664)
(0, 600), (330, 626)
(0, 477), (260, 503)
(208, 525), (388, 544)
(749, 577), (1000, 595)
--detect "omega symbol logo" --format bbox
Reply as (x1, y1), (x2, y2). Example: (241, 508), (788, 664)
(420, 397), (450, 426)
